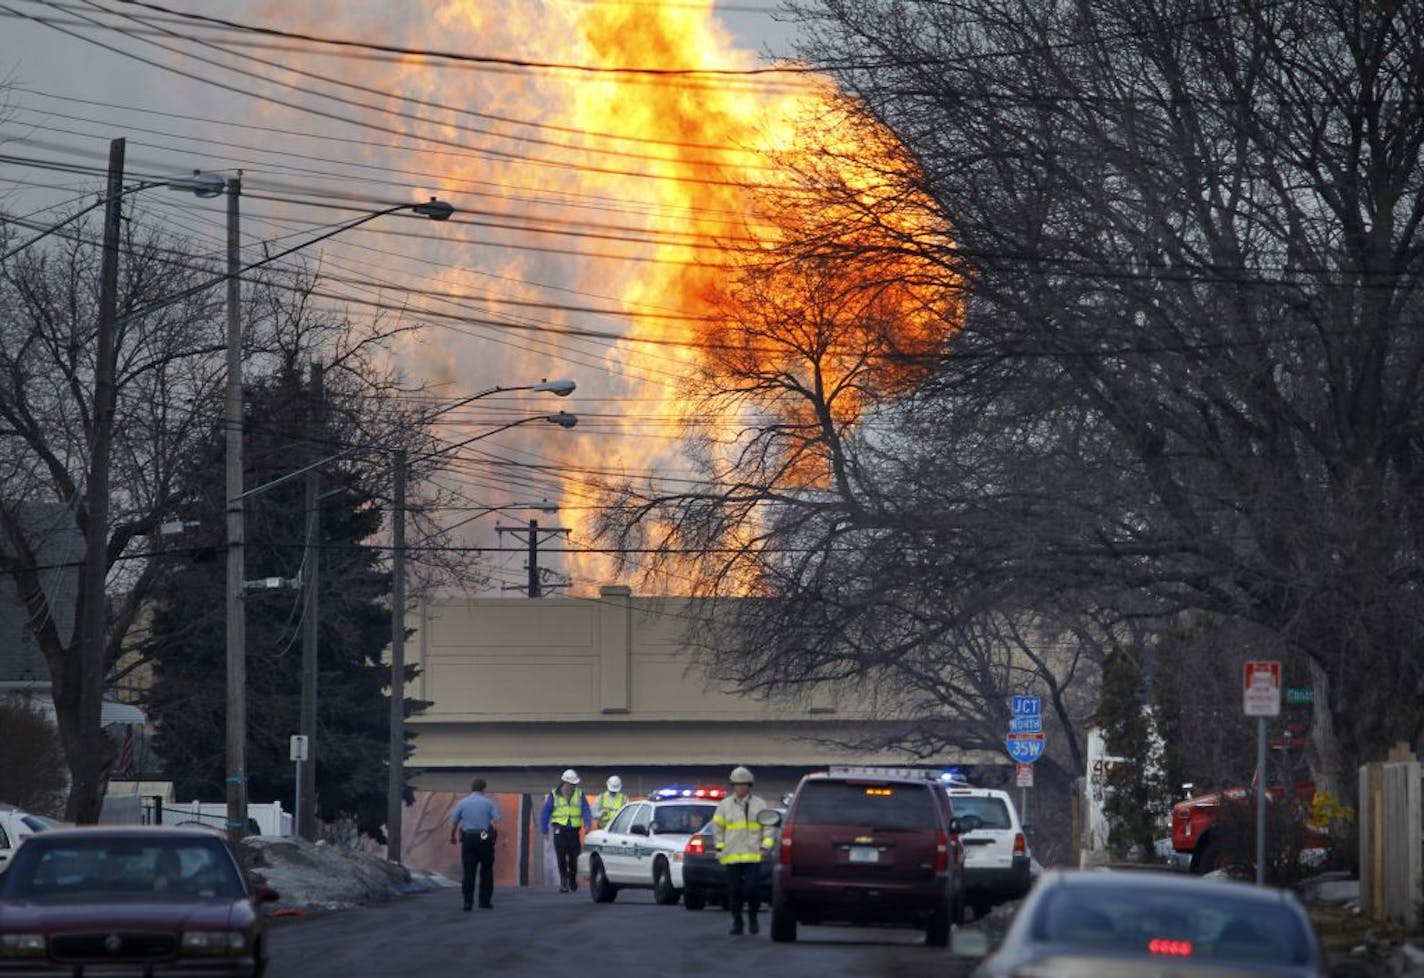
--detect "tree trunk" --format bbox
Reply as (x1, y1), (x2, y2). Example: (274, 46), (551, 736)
(1305, 660), (1347, 806)
(50, 646), (113, 824)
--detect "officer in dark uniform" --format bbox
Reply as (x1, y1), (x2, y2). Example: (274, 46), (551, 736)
(448, 777), (501, 911)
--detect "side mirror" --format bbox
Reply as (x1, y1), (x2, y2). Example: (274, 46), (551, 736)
(1022, 823), (1037, 837)
(756, 809), (782, 827)
(629, 825), (649, 837)
(950, 926), (991, 958)
(255, 886), (280, 903)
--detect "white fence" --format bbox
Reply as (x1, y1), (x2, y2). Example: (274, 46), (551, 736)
(100, 792), (291, 837)
(1358, 747), (1423, 929)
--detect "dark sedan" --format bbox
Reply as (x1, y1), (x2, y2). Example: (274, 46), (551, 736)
(680, 812), (780, 911)
(0, 826), (277, 978)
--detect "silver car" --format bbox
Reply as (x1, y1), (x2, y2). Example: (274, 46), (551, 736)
(959, 869), (1329, 978)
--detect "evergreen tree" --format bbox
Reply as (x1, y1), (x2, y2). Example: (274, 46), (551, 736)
(1098, 646), (1169, 858)
(143, 367), (426, 841)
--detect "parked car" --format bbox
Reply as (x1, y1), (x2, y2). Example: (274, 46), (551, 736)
(940, 785), (1033, 917)
(578, 788), (723, 905)
(0, 806), (65, 874)
(0, 825), (278, 977)
(958, 868), (1329, 978)
(680, 808), (783, 911)
(770, 770), (971, 946)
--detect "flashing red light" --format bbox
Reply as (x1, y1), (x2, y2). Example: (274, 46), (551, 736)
(1148, 939), (1193, 957)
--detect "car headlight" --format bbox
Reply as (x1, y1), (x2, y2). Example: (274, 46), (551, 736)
(181, 931), (247, 954)
(0, 933), (46, 956)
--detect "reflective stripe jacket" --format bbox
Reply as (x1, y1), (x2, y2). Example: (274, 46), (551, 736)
(594, 791), (627, 823)
(711, 793), (774, 865)
(540, 788), (593, 833)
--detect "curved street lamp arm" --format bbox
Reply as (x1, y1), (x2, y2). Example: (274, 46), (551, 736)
(115, 200), (452, 325)
(420, 411), (577, 464)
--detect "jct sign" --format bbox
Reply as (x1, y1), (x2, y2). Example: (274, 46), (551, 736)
(1243, 660), (1281, 717)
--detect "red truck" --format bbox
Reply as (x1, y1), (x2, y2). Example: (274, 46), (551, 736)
(1170, 780), (1323, 873)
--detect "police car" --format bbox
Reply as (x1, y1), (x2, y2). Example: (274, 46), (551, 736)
(578, 787), (724, 905)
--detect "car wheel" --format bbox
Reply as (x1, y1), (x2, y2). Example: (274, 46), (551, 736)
(590, 857), (618, 903)
(926, 898), (952, 947)
(770, 895), (797, 943)
(970, 897), (992, 921)
(683, 887), (707, 911)
(652, 859), (680, 905)
(951, 884), (967, 926)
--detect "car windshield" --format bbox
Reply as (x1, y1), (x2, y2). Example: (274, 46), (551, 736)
(794, 781), (937, 831)
(1, 837), (245, 900)
(651, 804), (715, 835)
(950, 796), (1012, 829)
(1029, 882), (1312, 966)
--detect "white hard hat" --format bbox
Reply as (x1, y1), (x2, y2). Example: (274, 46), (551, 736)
(730, 765), (754, 784)
(561, 768), (581, 785)
(607, 776), (622, 792)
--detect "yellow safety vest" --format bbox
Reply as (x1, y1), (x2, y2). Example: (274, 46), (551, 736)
(598, 791), (628, 818)
(550, 789), (584, 827)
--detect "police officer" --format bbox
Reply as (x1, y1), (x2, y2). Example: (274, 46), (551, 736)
(448, 777), (501, 911)
(711, 765), (774, 935)
(539, 768), (593, 892)
(593, 775), (628, 829)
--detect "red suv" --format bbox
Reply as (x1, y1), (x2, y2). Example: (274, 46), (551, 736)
(770, 771), (969, 945)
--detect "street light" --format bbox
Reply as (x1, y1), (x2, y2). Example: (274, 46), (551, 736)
(387, 413), (578, 862)
(177, 180), (460, 843)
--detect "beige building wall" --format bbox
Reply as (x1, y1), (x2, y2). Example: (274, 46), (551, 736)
(405, 586), (998, 795)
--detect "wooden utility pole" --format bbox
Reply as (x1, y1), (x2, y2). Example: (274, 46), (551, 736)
(224, 174), (248, 843)
(73, 136), (124, 822)
(298, 361), (324, 841)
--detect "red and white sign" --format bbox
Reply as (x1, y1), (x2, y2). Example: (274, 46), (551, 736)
(1015, 762), (1034, 788)
(1243, 660), (1281, 717)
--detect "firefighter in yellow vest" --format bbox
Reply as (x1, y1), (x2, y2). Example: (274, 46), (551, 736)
(711, 765), (774, 935)
(593, 776), (628, 829)
(540, 768), (593, 892)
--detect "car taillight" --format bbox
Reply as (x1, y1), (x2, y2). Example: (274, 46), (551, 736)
(935, 829), (950, 872)
(685, 835), (706, 856)
(1013, 832), (1027, 856)
(779, 822), (793, 863)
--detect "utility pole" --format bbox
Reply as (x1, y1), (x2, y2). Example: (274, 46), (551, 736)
(224, 174), (248, 843)
(497, 519), (570, 597)
(75, 136), (124, 822)
(298, 361), (323, 841)
(386, 451), (407, 862)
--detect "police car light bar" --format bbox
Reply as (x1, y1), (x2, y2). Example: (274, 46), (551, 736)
(652, 786), (726, 800)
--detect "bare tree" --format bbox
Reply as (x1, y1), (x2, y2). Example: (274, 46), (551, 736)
(778, 0), (1424, 794)
(0, 207), (471, 822)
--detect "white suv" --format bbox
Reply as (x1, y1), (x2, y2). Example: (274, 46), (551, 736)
(942, 785), (1033, 918)
(0, 804), (64, 873)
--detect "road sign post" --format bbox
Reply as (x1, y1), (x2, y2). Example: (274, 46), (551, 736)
(1243, 661), (1280, 885)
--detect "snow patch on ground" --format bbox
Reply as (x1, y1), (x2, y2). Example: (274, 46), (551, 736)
(239, 837), (440, 913)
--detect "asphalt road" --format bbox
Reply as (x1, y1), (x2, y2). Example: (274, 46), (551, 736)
(265, 886), (980, 978)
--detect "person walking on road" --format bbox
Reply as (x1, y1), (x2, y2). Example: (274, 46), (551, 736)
(711, 765), (774, 935)
(448, 777), (501, 911)
(593, 775), (628, 829)
(540, 768), (593, 892)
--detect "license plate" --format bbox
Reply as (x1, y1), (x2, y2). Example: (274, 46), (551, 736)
(848, 846), (879, 864)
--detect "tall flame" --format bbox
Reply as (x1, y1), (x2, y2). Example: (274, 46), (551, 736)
(261, 0), (959, 595)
